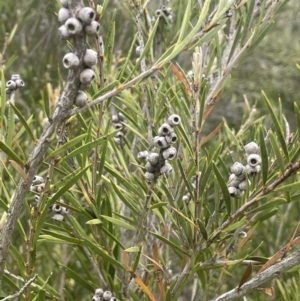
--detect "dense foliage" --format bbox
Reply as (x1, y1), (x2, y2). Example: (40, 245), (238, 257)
(1, 1), (300, 301)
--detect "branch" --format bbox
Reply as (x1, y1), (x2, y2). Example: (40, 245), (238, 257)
(210, 249), (300, 301)
(206, 160), (300, 247)
(68, 64), (160, 117)
(0, 274), (38, 301)
(0, 0), (86, 290)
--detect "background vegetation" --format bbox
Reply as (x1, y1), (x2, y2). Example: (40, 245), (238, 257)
(0, 0), (300, 300)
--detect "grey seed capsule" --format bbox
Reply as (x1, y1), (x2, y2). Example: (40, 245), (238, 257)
(247, 154), (261, 167)
(11, 74), (20, 81)
(58, 8), (71, 23)
(53, 214), (64, 221)
(84, 21), (100, 36)
(60, 0), (68, 8)
(74, 91), (87, 107)
(160, 162), (173, 175)
(62, 53), (80, 69)
(51, 204), (62, 213)
(146, 153), (160, 165)
(162, 147), (177, 160)
(78, 7), (95, 24)
(244, 141), (259, 155)
(79, 68), (96, 84)
(65, 17), (83, 35)
(153, 136), (169, 148)
(92, 296), (101, 301)
(144, 171), (155, 181)
(95, 288), (104, 296)
(15, 79), (25, 88)
(165, 132), (177, 144)
(103, 291), (112, 301)
(158, 123), (174, 136)
(6, 80), (17, 90)
(230, 162), (245, 176)
(58, 25), (70, 39)
(32, 175), (44, 185)
(137, 151), (149, 159)
(83, 49), (98, 67)
(167, 114), (181, 126)
(145, 161), (155, 172)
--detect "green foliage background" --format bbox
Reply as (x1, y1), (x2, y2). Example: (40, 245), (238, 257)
(0, 0), (300, 301)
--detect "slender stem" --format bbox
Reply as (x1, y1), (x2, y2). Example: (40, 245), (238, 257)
(122, 182), (155, 297)
(1, 274), (38, 301)
(204, 160), (300, 249)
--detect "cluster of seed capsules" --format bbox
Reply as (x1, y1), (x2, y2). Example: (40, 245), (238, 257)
(5, 74), (25, 93)
(112, 112), (127, 146)
(58, 0), (100, 107)
(138, 114), (180, 181)
(92, 288), (117, 301)
(228, 142), (261, 198)
(30, 175), (69, 221)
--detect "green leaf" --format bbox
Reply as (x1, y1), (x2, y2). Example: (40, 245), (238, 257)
(0, 141), (24, 166)
(262, 91), (288, 160)
(50, 165), (91, 205)
(61, 132), (116, 163)
(40, 230), (83, 244)
(9, 101), (36, 144)
(125, 246), (140, 252)
(177, 0), (191, 43)
(82, 238), (125, 270)
(253, 208), (278, 223)
(86, 219), (102, 225)
(269, 131), (285, 174)
(213, 162), (231, 214)
(197, 219), (208, 241)
(275, 181), (300, 193)
(223, 217), (246, 232)
(105, 9), (115, 74)
(59, 264), (95, 291)
(248, 198), (286, 214)
(45, 133), (87, 160)
(150, 232), (187, 255)
(259, 126), (268, 186)
(150, 202), (168, 209)
(101, 215), (135, 231)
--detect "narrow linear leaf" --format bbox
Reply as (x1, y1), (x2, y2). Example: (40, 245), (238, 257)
(45, 133), (87, 160)
(150, 232), (187, 255)
(50, 165), (91, 205)
(213, 162), (231, 214)
(125, 247), (140, 253)
(82, 238), (125, 270)
(59, 264), (95, 291)
(61, 132), (117, 163)
(238, 263), (253, 291)
(105, 9), (115, 74)
(262, 91), (289, 160)
(259, 126), (268, 186)
(269, 131), (285, 174)
(124, 264), (157, 301)
(86, 219), (102, 225)
(0, 141), (24, 166)
(10, 101), (36, 144)
(9, 160), (28, 183)
(101, 215), (135, 231)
